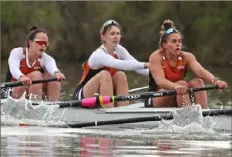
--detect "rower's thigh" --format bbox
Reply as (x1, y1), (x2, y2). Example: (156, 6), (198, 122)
(83, 70), (112, 97)
(152, 89), (177, 107)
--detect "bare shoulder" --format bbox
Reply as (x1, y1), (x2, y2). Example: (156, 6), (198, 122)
(149, 49), (162, 60)
(180, 51), (196, 60)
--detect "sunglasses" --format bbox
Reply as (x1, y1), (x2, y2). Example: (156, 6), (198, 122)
(161, 28), (179, 44)
(34, 39), (49, 47)
(100, 20), (120, 33)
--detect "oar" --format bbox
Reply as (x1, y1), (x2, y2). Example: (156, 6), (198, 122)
(0, 78), (58, 89)
(15, 108), (232, 128)
(57, 85), (218, 108)
(49, 108), (232, 128)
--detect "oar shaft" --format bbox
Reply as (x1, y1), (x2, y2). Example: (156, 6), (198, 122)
(58, 85), (218, 108)
(113, 85), (218, 102)
(50, 109), (232, 128)
(52, 114), (174, 128)
(1, 78), (57, 88)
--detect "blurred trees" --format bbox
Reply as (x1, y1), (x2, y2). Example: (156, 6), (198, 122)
(1, 1), (232, 65)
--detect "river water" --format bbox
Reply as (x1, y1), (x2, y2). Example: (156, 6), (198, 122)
(1, 61), (232, 157)
(1, 126), (232, 157)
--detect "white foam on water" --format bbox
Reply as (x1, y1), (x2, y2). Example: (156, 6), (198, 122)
(1, 92), (67, 126)
(139, 104), (230, 140)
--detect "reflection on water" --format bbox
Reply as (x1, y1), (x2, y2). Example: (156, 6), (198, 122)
(1, 126), (231, 157)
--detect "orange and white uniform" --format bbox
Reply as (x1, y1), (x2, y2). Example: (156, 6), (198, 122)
(149, 55), (186, 91)
(73, 44), (149, 100)
(6, 47), (60, 81)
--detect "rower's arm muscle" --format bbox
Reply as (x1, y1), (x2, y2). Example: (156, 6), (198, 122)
(186, 53), (214, 83)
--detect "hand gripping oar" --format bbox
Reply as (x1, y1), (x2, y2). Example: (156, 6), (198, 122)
(58, 85), (218, 108)
(48, 108), (232, 128)
(0, 78), (58, 89)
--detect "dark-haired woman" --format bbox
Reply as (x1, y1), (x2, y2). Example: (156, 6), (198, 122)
(72, 20), (149, 108)
(148, 19), (228, 108)
(6, 26), (65, 101)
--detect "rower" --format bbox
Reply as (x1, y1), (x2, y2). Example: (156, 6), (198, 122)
(5, 26), (65, 101)
(72, 20), (149, 108)
(146, 19), (228, 108)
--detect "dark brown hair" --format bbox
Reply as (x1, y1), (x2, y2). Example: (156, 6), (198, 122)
(26, 26), (46, 47)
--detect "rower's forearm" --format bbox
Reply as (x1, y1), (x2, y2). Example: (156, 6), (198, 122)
(199, 69), (215, 84)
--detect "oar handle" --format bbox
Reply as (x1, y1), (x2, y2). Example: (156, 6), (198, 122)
(1, 78), (58, 88)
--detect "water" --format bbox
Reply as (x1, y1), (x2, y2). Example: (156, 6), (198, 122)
(1, 126), (232, 157)
(1, 61), (232, 156)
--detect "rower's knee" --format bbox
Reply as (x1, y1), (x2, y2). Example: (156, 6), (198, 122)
(113, 71), (127, 84)
(188, 78), (205, 87)
(99, 70), (112, 83)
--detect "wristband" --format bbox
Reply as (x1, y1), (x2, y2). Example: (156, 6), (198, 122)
(212, 77), (219, 84)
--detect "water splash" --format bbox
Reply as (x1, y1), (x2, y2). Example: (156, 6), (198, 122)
(1, 92), (67, 126)
(138, 105), (228, 140)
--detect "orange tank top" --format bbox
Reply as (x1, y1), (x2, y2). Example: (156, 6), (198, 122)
(11, 48), (41, 81)
(162, 55), (185, 82)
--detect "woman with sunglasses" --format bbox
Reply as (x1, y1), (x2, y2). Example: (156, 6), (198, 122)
(72, 20), (149, 108)
(147, 19), (228, 108)
(6, 26), (65, 101)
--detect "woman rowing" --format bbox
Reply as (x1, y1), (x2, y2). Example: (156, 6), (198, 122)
(6, 26), (65, 101)
(72, 20), (149, 108)
(147, 19), (228, 108)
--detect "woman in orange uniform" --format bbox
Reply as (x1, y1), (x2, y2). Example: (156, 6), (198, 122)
(72, 20), (149, 108)
(148, 19), (228, 108)
(6, 26), (65, 101)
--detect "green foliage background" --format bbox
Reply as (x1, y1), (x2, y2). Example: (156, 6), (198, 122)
(1, 1), (232, 66)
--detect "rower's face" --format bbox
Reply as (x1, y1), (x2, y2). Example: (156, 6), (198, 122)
(101, 25), (121, 48)
(29, 32), (49, 56)
(163, 33), (182, 55)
